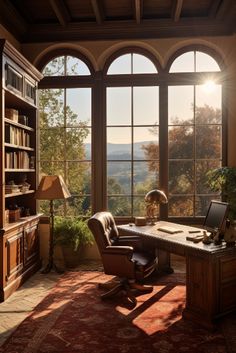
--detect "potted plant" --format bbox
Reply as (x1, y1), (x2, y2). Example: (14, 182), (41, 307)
(54, 216), (94, 268)
(206, 166), (236, 221)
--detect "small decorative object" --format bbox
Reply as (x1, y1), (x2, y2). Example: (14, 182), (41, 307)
(224, 219), (236, 245)
(19, 174), (30, 192)
(212, 228), (222, 245)
(135, 217), (146, 226)
(202, 230), (212, 244)
(8, 204), (21, 222)
(145, 189), (168, 224)
(5, 180), (21, 194)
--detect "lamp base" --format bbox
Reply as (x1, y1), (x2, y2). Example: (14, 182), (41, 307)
(41, 259), (64, 274)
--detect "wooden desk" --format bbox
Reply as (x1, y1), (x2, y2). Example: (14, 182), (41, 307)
(118, 221), (236, 329)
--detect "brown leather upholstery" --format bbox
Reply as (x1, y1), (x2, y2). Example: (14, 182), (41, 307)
(88, 211), (158, 304)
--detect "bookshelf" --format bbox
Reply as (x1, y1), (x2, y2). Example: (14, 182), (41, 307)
(0, 39), (43, 301)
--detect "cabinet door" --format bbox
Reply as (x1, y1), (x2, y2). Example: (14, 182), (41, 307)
(5, 62), (23, 97)
(24, 223), (39, 267)
(6, 229), (24, 284)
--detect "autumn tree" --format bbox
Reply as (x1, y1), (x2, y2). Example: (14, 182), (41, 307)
(142, 104), (221, 216)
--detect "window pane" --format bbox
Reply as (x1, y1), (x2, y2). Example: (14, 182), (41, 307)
(133, 127), (158, 159)
(107, 54), (131, 74)
(66, 88), (91, 126)
(39, 89), (64, 127)
(108, 196), (131, 216)
(133, 161), (159, 194)
(169, 126), (194, 159)
(133, 196), (149, 217)
(67, 161), (91, 194)
(196, 160), (221, 194)
(169, 196), (193, 217)
(196, 126), (221, 159)
(196, 52), (220, 72)
(195, 195), (221, 217)
(133, 54), (157, 73)
(107, 127), (131, 160)
(169, 161), (194, 194)
(39, 161), (64, 176)
(40, 127), (65, 161)
(196, 84), (222, 124)
(66, 128), (91, 160)
(66, 56), (90, 75)
(107, 87), (131, 125)
(42, 56), (65, 76)
(68, 196), (91, 216)
(107, 162), (131, 194)
(169, 52), (194, 73)
(168, 86), (194, 124)
(133, 86), (159, 125)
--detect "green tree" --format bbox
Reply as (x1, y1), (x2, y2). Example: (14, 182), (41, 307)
(39, 58), (90, 216)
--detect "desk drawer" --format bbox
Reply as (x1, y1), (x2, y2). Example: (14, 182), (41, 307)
(220, 257), (236, 282)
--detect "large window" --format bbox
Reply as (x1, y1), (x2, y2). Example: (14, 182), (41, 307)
(39, 54), (92, 217)
(38, 47), (225, 221)
(104, 48), (225, 220)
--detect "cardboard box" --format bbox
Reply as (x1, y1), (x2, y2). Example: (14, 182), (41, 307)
(5, 108), (18, 122)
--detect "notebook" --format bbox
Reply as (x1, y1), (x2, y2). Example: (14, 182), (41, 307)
(157, 226), (183, 234)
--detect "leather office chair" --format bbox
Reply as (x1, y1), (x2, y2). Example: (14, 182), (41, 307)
(88, 211), (158, 305)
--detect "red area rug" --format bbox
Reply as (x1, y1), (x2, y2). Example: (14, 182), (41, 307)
(0, 271), (234, 353)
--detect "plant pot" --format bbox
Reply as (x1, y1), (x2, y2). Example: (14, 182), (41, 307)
(62, 246), (84, 268)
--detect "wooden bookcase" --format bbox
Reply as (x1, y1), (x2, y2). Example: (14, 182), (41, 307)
(0, 39), (43, 301)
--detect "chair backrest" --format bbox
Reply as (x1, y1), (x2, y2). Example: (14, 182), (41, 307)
(88, 211), (119, 254)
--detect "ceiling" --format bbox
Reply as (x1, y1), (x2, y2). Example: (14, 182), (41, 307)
(0, 0), (236, 43)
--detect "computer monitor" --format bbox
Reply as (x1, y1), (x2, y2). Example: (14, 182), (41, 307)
(203, 200), (229, 232)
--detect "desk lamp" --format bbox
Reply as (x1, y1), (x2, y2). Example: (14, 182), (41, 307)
(35, 175), (71, 273)
(145, 189), (168, 224)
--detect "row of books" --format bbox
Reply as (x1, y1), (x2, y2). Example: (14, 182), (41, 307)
(5, 124), (30, 147)
(5, 151), (30, 169)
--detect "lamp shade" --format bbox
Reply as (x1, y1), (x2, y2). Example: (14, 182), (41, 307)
(35, 175), (71, 200)
(145, 189), (168, 204)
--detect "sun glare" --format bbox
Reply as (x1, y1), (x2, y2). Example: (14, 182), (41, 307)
(202, 80), (217, 93)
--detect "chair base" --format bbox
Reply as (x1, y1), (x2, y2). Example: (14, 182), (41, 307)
(98, 278), (153, 305)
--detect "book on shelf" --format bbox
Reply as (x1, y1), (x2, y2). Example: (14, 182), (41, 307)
(5, 124), (30, 147)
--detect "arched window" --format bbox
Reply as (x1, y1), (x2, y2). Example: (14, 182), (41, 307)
(107, 53), (157, 74)
(169, 51), (221, 73)
(104, 46), (225, 221)
(38, 51), (93, 217)
(105, 50), (160, 217)
(167, 49), (224, 217)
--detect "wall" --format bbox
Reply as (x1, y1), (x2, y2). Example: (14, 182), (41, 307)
(21, 35), (236, 166)
(1, 28), (236, 262)
(0, 24), (21, 50)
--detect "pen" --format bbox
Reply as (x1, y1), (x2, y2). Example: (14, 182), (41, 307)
(188, 230), (201, 233)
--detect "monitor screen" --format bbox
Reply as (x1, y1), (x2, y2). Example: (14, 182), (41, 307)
(203, 200), (229, 232)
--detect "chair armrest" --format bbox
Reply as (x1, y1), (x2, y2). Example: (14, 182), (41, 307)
(103, 245), (133, 256)
(116, 235), (143, 250)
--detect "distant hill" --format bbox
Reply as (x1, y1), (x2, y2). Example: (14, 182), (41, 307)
(85, 141), (155, 159)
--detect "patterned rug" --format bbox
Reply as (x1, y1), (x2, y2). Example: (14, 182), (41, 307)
(0, 270), (234, 353)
